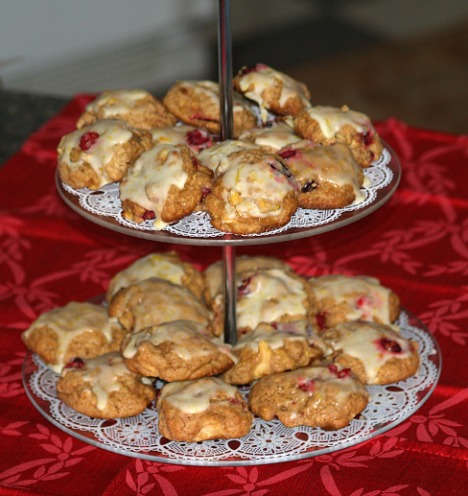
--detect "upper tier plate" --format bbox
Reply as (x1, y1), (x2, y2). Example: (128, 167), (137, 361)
(56, 143), (400, 246)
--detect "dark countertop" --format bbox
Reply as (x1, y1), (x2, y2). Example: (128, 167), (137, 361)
(0, 89), (67, 165)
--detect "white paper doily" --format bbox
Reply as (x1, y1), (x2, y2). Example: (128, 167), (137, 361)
(23, 310), (441, 466)
(57, 146), (399, 246)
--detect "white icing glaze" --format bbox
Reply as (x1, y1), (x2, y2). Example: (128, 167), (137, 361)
(108, 253), (185, 299)
(198, 140), (261, 175)
(281, 142), (364, 204)
(237, 269), (307, 330)
(23, 302), (116, 372)
(218, 152), (297, 220)
(150, 125), (197, 146)
(327, 321), (415, 382)
(238, 64), (310, 120)
(239, 122), (301, 151)
(62, 352), (134, 411)
(159, 377), (239, 414)
(59, 119), (134, 187)
(119, 144), (189, 229)
(304, 105), (372, 139)
(87, 89), (149, 118)
(310, 275), (392, 324)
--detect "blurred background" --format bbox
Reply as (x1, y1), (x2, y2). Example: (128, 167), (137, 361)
(1, 0), (467, 135)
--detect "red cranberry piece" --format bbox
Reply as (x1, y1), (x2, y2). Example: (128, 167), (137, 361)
(187, 129), (210, 146)
(237, 276), (253, 296)
(79, 131), (99, 151)
(228, 397), (241, 405)
(362, 131), (374, 147)
(279, 149), (297, 160)
(142, 210), (156, 221)
(328, 363), (351, 379)
(201, 186), (211, 199)
(301, 181), (317, 193)
(356, 295), (372, 308)
(297, 377), (315, 393)
(315, 312), (327, 330)
(380, 338), (402, 353)
(65, 357), (85, 369)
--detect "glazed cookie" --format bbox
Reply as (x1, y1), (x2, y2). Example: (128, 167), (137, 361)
(76, 89), (177, 130)
(108, 277), (214, 334)
(249, 364), (369, 430)
(294, 105), (383, 168)
(119, 143), (213, 229)
(198, 139), (262, 176)
(162, 80), (257, 138)
(238, 121), (302, 152)
(157, 377), (253, 441)
(322, 321), (420, 385)
(234, 63), (311, 120)
(308, 275), (400, 331)
(121, 320), (235, 381)
(57, 352), (155, 419)
(57, 119), (153, 190)
(106, 251), (205, 302)
(21, 302), (127, 373)
(278, 142), (365, 209)
(150, 125), (214, 154)
(204, 149), (299, 234)
(222, 322), (323, 385)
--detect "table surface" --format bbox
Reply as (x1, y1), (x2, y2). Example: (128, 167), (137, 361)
(0, 94), (467, 496)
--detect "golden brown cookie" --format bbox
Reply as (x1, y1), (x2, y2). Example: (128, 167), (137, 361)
(322, 321), (420, 385)
(248, 364), (368, 430)
(157, 377), (253, 441)
(162, 80), (257, 138)
(203, 149), (299, 234)
(106, 251), (205, 302)
(57, 119), (153, 190)
(238, 120), (302, 152)
(294, 105), (383, 168)
(222, 322), (323, 385)
(234, 63), (311, 120)
(150, 125), (214, 154)
(121, 320), (235, 381)
(278, 142), (364, 209)
(119, 143), (213, 229)
(308, 274), (400, 331)
(21, 302), (127, 372)
(76, 89), (176, 129)
(108, 277), (214, 334)
(57, 352), (155, 419)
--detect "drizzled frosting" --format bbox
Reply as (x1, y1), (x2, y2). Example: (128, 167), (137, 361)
(159, 377), (239, 414)
(120, 144), (189, 229)
(303, 105), (373, 139)
(59, 119), (133, 187)
(86, 89), (150, 118)
(198, 140), (261, 175)
(239, 121), (302, 151)
(237, 268), (307, 330)
(309, 275), (392, 324)
(23, 302), (116, 372)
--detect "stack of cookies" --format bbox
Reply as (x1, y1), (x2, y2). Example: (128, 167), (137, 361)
(57, 64), (384, 234)
(22, 253), (420, 442)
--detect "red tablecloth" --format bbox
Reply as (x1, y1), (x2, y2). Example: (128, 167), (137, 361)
(0, 96), (467, 496)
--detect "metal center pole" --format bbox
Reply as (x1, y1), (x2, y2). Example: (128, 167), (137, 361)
(218, 0), (237, 345)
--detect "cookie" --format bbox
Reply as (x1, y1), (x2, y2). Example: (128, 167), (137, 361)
(106, 251), (205, 301)
(121, 320), (235, 381)
(248, 364), (368, 430)
(108, 277), (214, 334)
(21, 302), (127, 372)
(56, 352), (155, 418)
(294, 105), (383, 167)
(203, 149), (299, 234)
(163, 80), (257, 138)
(57, 119), (153, 190)
(238, 120), (302, 152)
(150, 125), (214, 154)
(198, 139), (262, 176)
(119, 143), (213, 229)
(308, 275), (400, 331)
(157, 377), (253, 441)
(234, 63), (311, 120)
(278, 142), (364, 209)
(322, 321), (420, 384)
(222, 322), (323, 385)
(76, 89), (176, 130)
